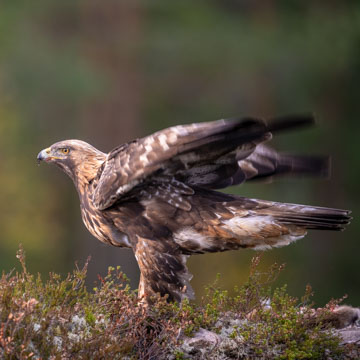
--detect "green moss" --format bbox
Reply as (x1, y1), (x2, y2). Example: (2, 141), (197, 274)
(174, 350), (185, 360)
(0, 247), (354, 359)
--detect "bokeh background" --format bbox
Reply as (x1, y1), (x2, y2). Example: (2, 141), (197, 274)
(0, 0), (359, 305)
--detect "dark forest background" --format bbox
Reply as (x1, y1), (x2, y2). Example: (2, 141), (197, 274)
(0, 0), (359, 305)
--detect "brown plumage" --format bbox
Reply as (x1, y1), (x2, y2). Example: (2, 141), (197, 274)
(37, 114), (351, 302)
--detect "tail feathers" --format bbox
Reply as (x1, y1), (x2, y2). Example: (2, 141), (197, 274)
(269, 205), (351, 231)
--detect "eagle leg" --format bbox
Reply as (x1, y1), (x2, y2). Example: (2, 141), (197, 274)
(134, 237), (194, 303)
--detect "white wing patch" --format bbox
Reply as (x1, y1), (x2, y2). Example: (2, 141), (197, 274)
(174, 228), (211, 249)
(221, 215), (305, 250)
(174, 215), (305, 253)
(222, 215), (275, 236)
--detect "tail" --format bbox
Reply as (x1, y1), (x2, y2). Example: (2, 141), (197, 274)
(257, 201), (352, 231)
(174, 189), (351, 254)
(218, 197), (351, 252)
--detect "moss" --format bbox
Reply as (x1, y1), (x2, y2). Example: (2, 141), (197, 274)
(0, 247), (355, 359)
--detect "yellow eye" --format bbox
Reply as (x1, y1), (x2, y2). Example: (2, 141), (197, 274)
(60, 148), (70, 155)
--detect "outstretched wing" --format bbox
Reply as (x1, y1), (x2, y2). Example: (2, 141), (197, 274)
(135, 236), (193, 302)
(189, 144), (329, 189)
(93, 114), (315, 210)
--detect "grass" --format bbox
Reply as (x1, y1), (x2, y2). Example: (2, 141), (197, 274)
(0, 246), (355, 359)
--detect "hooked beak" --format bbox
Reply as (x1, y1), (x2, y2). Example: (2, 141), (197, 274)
(37, 147), (51, 164)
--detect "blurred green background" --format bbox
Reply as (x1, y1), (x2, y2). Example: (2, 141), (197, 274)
(0, 0), (359, 305)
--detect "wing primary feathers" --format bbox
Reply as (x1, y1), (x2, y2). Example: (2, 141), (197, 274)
(244, 150), (331, 182)
(179, 114), (315, 161)
(266, 113), (315, 133)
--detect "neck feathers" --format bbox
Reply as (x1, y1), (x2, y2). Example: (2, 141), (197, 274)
(74, 153), (105, 194)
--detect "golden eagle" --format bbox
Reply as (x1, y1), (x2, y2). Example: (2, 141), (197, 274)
(37, 115), (351, 302)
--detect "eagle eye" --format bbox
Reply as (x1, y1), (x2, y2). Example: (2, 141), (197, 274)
(60, 148), (70, 155)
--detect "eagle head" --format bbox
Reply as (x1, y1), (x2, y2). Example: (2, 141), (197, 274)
(37, 140), (106, 186)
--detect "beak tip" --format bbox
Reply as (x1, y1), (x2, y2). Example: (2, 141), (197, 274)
(37, 148), (51, 164)
(37, 151), (44, 163)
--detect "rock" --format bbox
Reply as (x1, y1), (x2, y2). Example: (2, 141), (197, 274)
(337, 327), (360, 345)
(181, 328), (221, 357)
